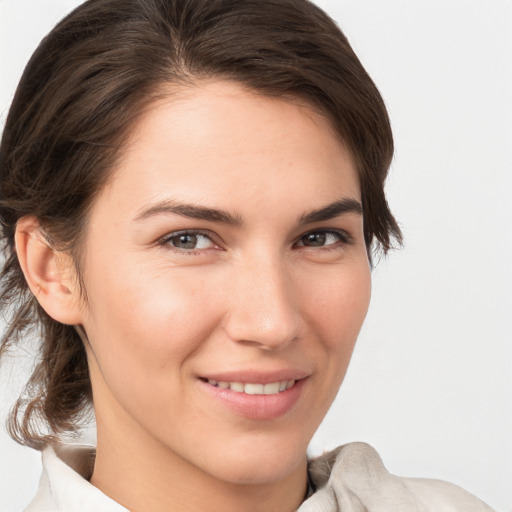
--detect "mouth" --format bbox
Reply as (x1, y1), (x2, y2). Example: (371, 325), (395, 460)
(198, 373), (307, 419)
(202, 378), (296, 395)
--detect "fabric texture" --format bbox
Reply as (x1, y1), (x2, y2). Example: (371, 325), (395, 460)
(24, 442), (495, 512)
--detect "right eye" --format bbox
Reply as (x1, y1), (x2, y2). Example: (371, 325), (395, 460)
(160, 231), (216, 252)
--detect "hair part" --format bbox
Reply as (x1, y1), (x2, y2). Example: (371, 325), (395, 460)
(0, 0), (401, 448)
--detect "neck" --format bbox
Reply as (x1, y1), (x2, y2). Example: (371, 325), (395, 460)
(91, 414), (308, 512)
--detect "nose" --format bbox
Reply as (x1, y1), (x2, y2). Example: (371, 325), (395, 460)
(223, 253), (301, 351)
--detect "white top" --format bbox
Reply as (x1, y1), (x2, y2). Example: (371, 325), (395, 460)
(24, 442), (495, 512)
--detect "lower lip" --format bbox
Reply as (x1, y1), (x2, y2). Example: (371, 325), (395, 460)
(199, 378), (307, 420)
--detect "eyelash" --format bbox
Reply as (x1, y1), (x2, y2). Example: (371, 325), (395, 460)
(158, 228), (353, 254)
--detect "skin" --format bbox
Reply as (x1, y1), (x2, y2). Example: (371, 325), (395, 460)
(18, 80), (372, 512)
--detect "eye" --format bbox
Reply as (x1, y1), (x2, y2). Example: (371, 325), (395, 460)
(295, 230), (350, 248)
(160, 231), (216, 251)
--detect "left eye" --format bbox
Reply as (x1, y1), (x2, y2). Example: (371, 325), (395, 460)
(162, 232), (215, 250)
(295, 231), (347, 248)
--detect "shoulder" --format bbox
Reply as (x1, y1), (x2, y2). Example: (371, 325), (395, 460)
(301, 442), (495, 512)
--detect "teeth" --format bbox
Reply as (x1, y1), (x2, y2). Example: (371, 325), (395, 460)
(230, 382), (245, 392)
(263, 382), (280, 395)
(245, 383), (264, 395)
(207, 379), (296, 395)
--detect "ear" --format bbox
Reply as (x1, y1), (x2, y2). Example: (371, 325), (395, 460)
(15, 217), (83, 325)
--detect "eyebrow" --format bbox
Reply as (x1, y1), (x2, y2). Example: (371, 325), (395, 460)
(134, 197), (362, 225)
(298, 198), (363, 225)
(134, 199), (242, 225)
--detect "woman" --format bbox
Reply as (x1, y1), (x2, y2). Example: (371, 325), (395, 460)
(0, 0), (499, 510)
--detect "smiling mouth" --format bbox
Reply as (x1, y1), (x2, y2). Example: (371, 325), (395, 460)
(203, 379), (296, 395)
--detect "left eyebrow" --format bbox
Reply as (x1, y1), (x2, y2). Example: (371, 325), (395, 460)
(298, 198), (363, 225)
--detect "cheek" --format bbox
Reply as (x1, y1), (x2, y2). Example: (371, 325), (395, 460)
(286, 260), (371, 438)
(81, 260), (223, 389)
(81, 269), (226, 435)
(303, 260), (371, 350)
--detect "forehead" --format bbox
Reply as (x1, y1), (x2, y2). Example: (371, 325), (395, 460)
(94, 80), (360, 219)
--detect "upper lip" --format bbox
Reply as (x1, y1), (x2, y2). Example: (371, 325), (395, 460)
(198, 369), (310, 384)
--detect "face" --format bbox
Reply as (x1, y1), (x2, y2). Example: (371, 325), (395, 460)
(76, 81), (371, 486)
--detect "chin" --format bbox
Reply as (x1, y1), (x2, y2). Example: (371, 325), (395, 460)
(200, 432), (310, 486)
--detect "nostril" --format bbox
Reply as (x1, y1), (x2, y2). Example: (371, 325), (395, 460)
(238, 339), (271, 348)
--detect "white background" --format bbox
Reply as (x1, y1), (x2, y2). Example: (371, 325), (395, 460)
(1, 1), (511, 511)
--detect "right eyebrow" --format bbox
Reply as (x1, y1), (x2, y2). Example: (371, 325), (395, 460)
(133, 199), (243, 226)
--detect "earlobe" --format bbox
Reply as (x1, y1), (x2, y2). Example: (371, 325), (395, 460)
(15, 217), (83, 325)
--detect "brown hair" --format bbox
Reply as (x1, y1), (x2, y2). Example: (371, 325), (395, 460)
(0, 0), (401, 449)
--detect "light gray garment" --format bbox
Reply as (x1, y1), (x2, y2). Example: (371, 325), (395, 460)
(300, 443), (495, 512)
(25, 442), (495, 512)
